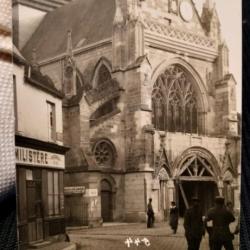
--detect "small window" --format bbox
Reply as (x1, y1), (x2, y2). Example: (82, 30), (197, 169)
(93, 140), (115, 167)
(48, 171), (60, 216)
(47, 101), (56, 141)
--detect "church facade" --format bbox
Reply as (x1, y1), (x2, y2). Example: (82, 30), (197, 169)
(18, 0), (240, 226)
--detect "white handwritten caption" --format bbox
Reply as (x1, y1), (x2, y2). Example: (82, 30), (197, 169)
(124, 237), (151, 247)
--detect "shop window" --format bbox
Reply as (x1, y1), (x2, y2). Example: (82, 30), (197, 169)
(47, 101), (56, 141)
(48, 171), (60, 216)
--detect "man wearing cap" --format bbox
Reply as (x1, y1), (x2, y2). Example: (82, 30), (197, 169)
(184, 197), (205, 250)
(205, 196), (235, 250)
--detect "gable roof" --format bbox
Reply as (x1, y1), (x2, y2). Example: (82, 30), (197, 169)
(22, 0), (116, 62)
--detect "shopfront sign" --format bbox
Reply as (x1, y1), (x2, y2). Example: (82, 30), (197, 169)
(64, 186), (85, 195)
(85, 188), (98, 197)
(15, 146), (64, 169)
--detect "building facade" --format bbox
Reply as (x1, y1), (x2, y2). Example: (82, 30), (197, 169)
(14, 47), (68, 248)
(17, 0), (240, 226)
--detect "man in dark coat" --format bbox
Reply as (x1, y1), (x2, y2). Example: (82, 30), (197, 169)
(169, 201), (179, 234)
(184, 197), (205, 250)
(205, 196), (235, 250)
(147, 198), (154, 228)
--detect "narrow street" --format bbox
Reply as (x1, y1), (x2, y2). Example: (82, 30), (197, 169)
(67, 221), (239, 250)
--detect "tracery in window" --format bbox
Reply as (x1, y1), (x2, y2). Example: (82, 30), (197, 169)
(93, 140), (115, 167)
(97, 65), (111, 86)
(90, 97), (119, 126)
(152, 65), (201, 134)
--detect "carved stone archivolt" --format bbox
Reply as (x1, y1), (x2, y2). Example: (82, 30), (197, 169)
(173, 147), (221, 180)
(154, 148), (172, 179)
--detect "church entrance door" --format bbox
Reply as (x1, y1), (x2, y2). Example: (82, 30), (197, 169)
(175, 148), (220, 217)
(101, 180), (113, 222)
(178, 181), (218, 217)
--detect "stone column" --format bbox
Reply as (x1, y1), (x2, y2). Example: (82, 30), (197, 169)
(217, 180), (224, 196)
(167, 179), (175, 204)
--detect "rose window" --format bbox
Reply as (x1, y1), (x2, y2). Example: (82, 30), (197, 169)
(94, 141), (114, 167)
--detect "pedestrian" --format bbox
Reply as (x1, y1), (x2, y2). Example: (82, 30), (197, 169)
(184, 197), (205, 250)
(205, 216), (213, 250)
(147, 198), (155, 228)
(205, 196), (235, 250)
(169, 201), (179, 234)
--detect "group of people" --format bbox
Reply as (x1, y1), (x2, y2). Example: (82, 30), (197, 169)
(147, 196), (238, 250)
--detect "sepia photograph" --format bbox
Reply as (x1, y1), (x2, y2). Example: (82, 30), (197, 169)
(11, 0), (241, 249)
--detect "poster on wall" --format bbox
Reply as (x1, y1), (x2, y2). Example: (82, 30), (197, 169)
(4, 0), (244, 249)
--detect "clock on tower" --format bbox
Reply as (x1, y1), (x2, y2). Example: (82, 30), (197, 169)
(179, 0), (194, 22)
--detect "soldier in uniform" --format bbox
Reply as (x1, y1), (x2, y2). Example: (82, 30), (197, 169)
(205, 196), (235, 250)
(147, 198), (154, 228)
(184, 197), (205, 250)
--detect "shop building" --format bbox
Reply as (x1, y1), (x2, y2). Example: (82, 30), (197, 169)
(13, 47), (68, 248)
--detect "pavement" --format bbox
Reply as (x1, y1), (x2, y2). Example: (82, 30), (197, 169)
(27, 241), (76, 250)
(67, 220), (240, 250)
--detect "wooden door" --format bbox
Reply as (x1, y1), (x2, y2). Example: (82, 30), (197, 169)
(27, 179), (43, 242)
(101, 180), (112, 222)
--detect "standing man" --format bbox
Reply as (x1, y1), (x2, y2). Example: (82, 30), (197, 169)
(184, 197), (205, 250)
(147, 198), (154, 228)
(169, 201), (179, 234)
(205, 196), (235, 250)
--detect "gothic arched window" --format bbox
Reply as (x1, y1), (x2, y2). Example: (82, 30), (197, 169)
(97, 65), (111, 86)
(152, 65), (202, 134)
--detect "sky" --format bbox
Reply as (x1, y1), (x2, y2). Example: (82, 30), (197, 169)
(194, 0), (242, 112)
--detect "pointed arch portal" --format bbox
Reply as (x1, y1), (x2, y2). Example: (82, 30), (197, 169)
(174, 148), (220, 216)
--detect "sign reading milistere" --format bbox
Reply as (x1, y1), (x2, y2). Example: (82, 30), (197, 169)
(16, 146), (64, 169)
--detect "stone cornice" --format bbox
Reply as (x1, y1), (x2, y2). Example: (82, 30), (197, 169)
(145, 31), (218, 62)
(38, 38), (112, 67)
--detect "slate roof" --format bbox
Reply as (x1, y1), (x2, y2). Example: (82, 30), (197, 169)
(22, 0), (116, 62)
(14, 0), (74, 12)
(26, 67), (64, 98)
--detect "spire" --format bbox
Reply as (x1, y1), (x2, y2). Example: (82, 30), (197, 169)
(114, 0), (124, 25)
(128, 0), (140, 21)
(66, 29), (73, 58)
(204, 0), (214, 10)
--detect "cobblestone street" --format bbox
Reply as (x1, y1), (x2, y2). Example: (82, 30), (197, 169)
(67, 221), (239, 250)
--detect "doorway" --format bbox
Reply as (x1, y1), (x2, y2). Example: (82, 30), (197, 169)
(26, 169), (43, 242)
(101, 180), (113, 222)
(178, 181), (218, 217)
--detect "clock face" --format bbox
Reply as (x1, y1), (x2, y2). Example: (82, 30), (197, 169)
(179, 1), (193, 22)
